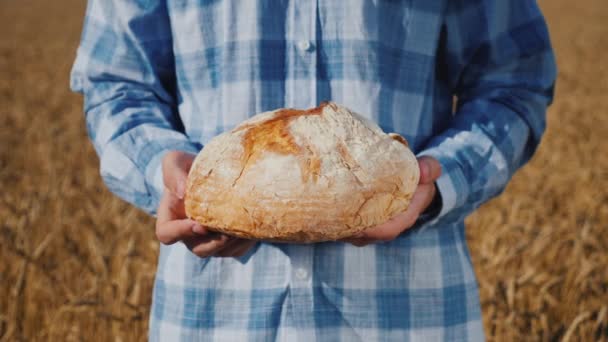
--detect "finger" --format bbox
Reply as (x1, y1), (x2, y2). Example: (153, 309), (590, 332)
(231, 241), (257, 257)
(357, 183), (436, 241)
(156, 191), (186, 233)
(162, 151), (196, 199)
(341, 237), (375, 247)
(357, 214), (411, 241)
(368, 183), (435, 236)
(405, 183), (437, 218)
(184, 234), (232, 258)
(417, 156), (442, 184)
(209, 236), (242, 255)
(216, 240), (252, 257)
(157, 189), (187, 222)
(157, 220), (208, 245)
(156, 192), (200, 244)
(215, 240), (257, 257)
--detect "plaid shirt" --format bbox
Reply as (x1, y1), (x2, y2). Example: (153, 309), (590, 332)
(71, 0), (556, 340)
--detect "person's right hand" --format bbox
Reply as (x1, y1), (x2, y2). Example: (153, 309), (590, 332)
(155, 151), (257, 258)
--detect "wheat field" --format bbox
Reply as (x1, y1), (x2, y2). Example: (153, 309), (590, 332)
(1, 0), (607, 341)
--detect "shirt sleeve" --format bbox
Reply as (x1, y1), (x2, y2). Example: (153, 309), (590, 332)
(418, 1), (557, 225)
(70, 0), (200, 215)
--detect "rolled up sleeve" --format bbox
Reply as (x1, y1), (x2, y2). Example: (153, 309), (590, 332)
(419, 0), (557, 225)
(70, 0), (200, 215)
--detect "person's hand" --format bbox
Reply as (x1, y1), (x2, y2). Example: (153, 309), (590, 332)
(342, 156), (442, 247)
(155, 150), (257, 258)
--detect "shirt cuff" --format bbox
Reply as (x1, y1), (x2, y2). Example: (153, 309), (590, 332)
(416, 148), (470, 226)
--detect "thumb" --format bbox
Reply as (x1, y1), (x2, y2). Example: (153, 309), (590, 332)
(162, 151), (196, 199)
(417, 156), (442, 184)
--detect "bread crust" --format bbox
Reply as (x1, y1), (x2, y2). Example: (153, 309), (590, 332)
(185, 102), (419, 243)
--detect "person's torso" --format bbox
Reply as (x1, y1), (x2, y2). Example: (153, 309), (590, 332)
(166, 0), (453, 153)
(151, 3), (485, 339)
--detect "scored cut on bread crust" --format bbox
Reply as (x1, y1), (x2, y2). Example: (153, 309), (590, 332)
(185, 102), (419, 243)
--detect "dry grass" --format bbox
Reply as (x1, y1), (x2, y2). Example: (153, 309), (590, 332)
(1, 0), (606, 341)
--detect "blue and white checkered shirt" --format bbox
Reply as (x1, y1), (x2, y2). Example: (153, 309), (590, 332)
(71, 1), (556, 340)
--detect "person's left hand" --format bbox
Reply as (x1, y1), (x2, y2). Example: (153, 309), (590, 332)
(155, 150), (257, 258)
(342, 156), (442, 247)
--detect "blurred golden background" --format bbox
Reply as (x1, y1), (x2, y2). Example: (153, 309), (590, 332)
(1, 0), (606, 340)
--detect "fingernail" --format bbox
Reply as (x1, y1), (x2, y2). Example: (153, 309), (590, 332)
(192, 224), (206, 234)
(176, 179), (186, 199)
(420, 161), (429, 183)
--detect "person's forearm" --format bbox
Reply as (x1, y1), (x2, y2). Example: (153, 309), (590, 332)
(417, 0), (557, 225)
(419, 86), (551, 224)
(80, 81), (200, 214)
(71, 0), (199, 215)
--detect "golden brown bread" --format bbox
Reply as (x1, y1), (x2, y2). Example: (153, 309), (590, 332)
(184, 102), (419, 243)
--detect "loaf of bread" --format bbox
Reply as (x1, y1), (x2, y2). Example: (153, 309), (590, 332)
(185, 102), (419, 242)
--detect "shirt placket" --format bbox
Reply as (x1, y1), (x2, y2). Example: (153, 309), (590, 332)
(284, 1), (317, 339)
(287, 245), (314, 340)
(288, 0), (318, 108)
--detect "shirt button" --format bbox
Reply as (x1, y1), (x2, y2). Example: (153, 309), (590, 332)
(295, 267), (308, 280)
(297, 40), (314, 52)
